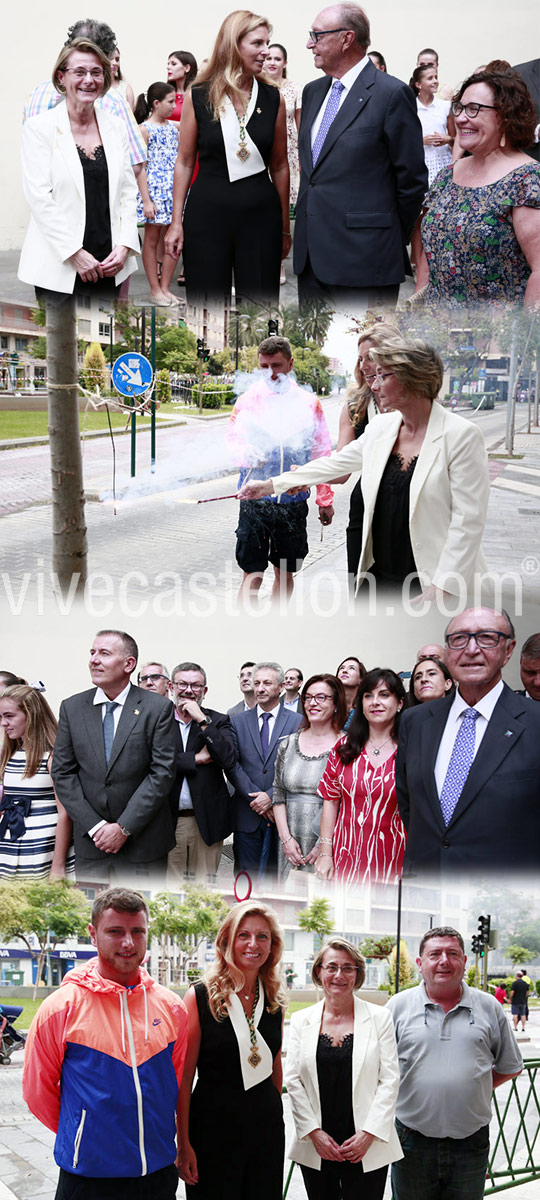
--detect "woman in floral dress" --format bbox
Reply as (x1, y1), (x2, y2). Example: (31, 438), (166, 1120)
(316, 669), (406, 886)
(416, 68), (540, 306)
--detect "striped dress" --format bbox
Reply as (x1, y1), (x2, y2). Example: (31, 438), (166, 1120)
(318, 743), (406, 885)
(0, 751), (75, 878)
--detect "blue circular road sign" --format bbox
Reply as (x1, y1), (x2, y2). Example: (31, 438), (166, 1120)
(112, 353), (153, 397)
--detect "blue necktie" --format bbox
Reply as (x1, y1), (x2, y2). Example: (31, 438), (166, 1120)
(103, 701), (119, 766)
(439, 708), (480, 825)
(260, 711), (271, 757)
(312, 79), (344, 166)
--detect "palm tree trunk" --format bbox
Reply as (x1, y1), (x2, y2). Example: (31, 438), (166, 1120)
(46, 296), (88, 592)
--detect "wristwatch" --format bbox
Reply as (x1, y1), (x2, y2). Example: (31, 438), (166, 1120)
(198, 715), (212, 728)
(120, 826), (131, 838)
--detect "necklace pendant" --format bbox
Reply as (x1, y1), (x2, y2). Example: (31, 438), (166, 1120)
(373, 747), (380, 755)
(248, 1048), (261, 1067)
(237, 144), (251, 162)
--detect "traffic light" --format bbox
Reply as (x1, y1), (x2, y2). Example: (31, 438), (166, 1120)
(471, 935), (479, 955)
(477, 915), (491, 945)
(268, 318), (279, 335)
(197, 338), (205, 360)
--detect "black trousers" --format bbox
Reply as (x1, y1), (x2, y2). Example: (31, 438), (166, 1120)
(300, 1161), (388, 1200)
(55, 1164), (178, 1200)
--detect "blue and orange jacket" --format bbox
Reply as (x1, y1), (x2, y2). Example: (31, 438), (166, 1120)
(22, 959), (187, 1178)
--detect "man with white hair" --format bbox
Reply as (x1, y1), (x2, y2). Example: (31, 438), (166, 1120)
(228, 661), (302, 877)
(294, 4), (426, 306)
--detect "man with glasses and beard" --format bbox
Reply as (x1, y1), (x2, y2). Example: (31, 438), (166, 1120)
(396, 608), (540, 876)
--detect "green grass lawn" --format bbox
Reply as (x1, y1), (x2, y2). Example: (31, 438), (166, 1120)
(0, 411), (156, 439)
(1, 996), (46, 1029)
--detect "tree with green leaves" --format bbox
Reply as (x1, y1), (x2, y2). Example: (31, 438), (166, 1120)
(0, 880), (91, 999)
(82, 342), (107, 393)
(387, 940), (417, 992)
(359, 935), (396, 960)
(156, 325), (198, 373)
(504, 944), (534, 969)
(149, 886), (230, 987)
(298, 897), (334, 949)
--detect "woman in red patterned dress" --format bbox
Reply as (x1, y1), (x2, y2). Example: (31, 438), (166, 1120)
(316, 669), (406, 886)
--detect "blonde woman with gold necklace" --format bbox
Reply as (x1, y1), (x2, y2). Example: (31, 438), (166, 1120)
(165, 10), (290, 305)
(177, 901), (286, 1198)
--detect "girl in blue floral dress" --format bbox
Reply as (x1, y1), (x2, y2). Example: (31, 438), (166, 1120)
(135, 82), (180, 305)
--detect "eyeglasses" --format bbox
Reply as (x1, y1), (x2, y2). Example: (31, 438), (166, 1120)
(451, 101), (498, 118)
(173, 682), (205, 693)
(63, 67), (105, 80)
(138, 673), (168, 685)
(304, 693), (333, 705)
(321, 963), (356, 975)
(445, 630), (512, 650)
(308, 28), (349, 42)
(374, 371), (394, 381)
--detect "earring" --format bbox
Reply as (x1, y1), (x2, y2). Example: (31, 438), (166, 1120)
(500, 130), (506, 148)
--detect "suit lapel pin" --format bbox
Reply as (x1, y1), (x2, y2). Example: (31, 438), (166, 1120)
(256, 107), (262, 114)
(134, 709), (140, 715)
(504, 729), (513, 737)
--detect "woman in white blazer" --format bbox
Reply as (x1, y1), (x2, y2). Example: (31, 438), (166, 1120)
(239, 340), (490, 601)
(285, 938), (402, 1199)
(18, 37), (139, 299)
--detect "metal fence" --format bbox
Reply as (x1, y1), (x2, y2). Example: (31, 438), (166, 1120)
(487, 1057), (540, 1193)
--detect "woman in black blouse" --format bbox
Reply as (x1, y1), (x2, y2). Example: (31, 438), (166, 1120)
(165, 10), (290, 305)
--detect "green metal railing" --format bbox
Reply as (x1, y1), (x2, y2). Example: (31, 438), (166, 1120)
(282, 1061), (540, 1198)
(486, 1058), (540, 1193)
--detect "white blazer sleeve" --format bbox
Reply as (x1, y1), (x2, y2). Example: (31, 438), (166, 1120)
(359, 1007), (400, 1144)
(431, 421), (489, 589)
(272, 436), (365, 495)
(20, 118), (82, 262)
(284, 1016), (320, 1141)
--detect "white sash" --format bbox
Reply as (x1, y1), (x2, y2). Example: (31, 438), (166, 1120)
(220, 80), (265, 183)
(226, 986), (273, 1090)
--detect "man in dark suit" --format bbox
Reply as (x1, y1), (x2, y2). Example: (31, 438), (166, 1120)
(513, 60), (540, 161)
(51, 630), (177, 884)
(167, 661), (236, 886)
(295, 5), (427, 307)
(397, 607), (540, 877)
(228, 661), (302, 878)
(518, 633), (540, 700)
(227, 661), (256, 717)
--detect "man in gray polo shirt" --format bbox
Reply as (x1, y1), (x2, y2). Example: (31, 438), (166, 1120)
(387, 926), (522, 1199)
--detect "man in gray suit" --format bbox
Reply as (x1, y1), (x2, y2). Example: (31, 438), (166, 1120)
(52, 629), (176, 884)
(228, 662), (302, 878)
(295, 4), (427, 307)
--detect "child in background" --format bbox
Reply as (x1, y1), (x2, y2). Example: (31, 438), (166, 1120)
(409, 63), (455, 271)
(135, 81), (180, 306)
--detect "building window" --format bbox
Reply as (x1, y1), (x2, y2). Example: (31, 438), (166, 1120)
(15, 338), (28, 352)
(0, 336), (8, 349)
(78, 320), (91, 335)
(99, 323), (110, 337)
(77, 295), (91, 309)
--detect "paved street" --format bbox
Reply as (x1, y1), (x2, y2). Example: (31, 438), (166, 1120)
(1, 400), (540, 613)
(2, 1011), (540, 1200)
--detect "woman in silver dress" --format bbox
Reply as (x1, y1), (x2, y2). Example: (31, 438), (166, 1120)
(272, 675), (347, 879)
